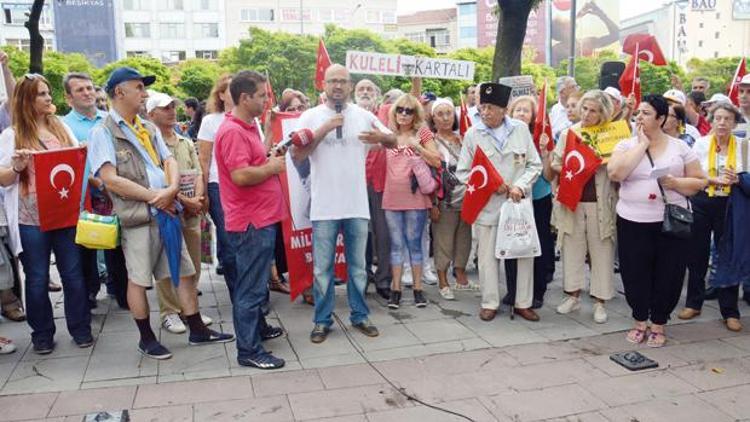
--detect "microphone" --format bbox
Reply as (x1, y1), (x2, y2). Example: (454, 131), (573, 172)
(335, 101), (343, 139)
(269, 129), (314, 156)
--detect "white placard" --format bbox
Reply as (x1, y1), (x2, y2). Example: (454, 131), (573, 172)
(346, 51), (475, 81)
(498, 75), (536, 100)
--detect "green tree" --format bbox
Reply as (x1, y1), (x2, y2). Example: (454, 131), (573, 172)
(175, 59), (225, 100)
(555, 50), (620, 91)
(494, 0), (544, 79)
(94, 56), (175, 96)
(640, 61), (686, 97)
(684, 56), (742, 96)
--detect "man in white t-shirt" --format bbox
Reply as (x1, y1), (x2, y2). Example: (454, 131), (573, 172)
(550, 76), (578, 139)
(292, 64), (396, 344)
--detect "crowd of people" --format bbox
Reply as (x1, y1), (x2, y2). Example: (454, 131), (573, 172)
(0, 46), (748, 370)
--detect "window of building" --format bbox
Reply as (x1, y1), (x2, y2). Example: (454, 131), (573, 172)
(123, 0), (143, 10)
(458, 2), (476, 15)
(382, 10), (396, 24)
(715, 32), (719, 39)
(319, 8), (348, 23)
(699, 22), (703, 28)
(3, 38), (53, 52)
(366, 10), (380, 23)
(196, 0), (217, 10)
(124, 23), (150, 38)
(698, 40), (703, 47)
(195, 50), (218, 59)
(427, 29), (450, 48)
(716, 12), (720, 19)
(240, 8), (274, 22)
(126, 51), (149, 58)
(194, 23), (219, 38)
(405, 32), (426, 44)
(3, 4), (52, 26)
(714, 51), (719, 58)
(160, 0), (184, 10)
(460, 26), (477, 38)
(280, 8), (311, 21)
(161, 51), (186, 63)
(160, 23), (185, 38)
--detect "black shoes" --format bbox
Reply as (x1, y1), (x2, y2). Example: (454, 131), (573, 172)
(310, 324), (330, 343)
(375, 287), (391, 300)
(414, 290), (427, 308)
(352, 319), (379, 337)
(388, 290), (401, 309)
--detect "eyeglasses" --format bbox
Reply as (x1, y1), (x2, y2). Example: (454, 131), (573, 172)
(395, 106), (415, 116)
(285, 106), (304, 112)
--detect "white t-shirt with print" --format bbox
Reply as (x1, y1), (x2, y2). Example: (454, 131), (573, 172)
(298, 103), (387, 221)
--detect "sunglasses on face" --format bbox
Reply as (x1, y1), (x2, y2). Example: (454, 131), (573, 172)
(395, 106), (415, 116)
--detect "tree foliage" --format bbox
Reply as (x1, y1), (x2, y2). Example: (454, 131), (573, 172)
(684, 56), (742, 96)
(175, 59), (225, 100)
(94, 56), (175, 96)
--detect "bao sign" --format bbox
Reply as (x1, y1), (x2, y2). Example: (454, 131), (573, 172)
(346, 51), (475, 81)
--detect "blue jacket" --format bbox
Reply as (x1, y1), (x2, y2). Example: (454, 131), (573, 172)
(713, 172), (750, 288)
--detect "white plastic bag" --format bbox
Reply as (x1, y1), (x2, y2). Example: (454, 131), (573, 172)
(495, 199), (541, 259)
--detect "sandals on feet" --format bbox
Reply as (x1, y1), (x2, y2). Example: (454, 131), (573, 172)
(454, 281), (480, 291)
(0, 337), (17, 354)
(626, 327), (647, 344)
(646, 331), (666, 348)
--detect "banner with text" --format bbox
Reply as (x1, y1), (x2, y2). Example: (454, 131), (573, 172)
(575, 119), (632, 162)
(272, 112), (347, 300)
(346, 51), (475, 81)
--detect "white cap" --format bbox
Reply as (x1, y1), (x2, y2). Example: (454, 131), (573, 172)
(603, 86), (622, 103)
(740, 74), (750, 85)
(146, 92), (175, 114)
(431, 97), (455, 115)
(663, 89), (687, 106)
(703, 93), (732, 105)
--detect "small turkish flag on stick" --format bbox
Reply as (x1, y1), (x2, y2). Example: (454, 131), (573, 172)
(33, 146), (87, 232)
(728, 57), (747, 107)
(315, 38), (332, 91)
(557, 130), (601, 212)
(460, 147), (504, 224)
(533, 80), (554, 153)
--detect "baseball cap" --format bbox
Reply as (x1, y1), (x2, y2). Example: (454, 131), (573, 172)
(703, 93), (732, 105)
(420, 91), (437, 104)
(105, 67), (156, 93)
(603, 86), (622, 102)
(740, 74), (750, 85)
(145, 92), (175, 114)
(663, 89), (687, 106)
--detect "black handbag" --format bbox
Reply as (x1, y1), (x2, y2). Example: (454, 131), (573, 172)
(646, 150), (693, 239)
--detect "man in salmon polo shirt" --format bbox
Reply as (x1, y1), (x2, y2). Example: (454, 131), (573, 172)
(214, 70), (286, 370)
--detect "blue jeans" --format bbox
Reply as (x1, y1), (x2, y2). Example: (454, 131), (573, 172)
(312, 218), (370, 327)
(228, 224), (276, 360)
(19, 225), (91, 345)
(384, 210), (427, 266)
(208, 182), (236, 300)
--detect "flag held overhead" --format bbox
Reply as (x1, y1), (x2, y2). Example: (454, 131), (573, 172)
(315, 38), (332, 91)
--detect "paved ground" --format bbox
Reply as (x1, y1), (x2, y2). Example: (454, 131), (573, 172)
(0, 261), (748, 421)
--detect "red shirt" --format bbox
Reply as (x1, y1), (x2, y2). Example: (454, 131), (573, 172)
(214, 112), (288, 232)
(365, 104), (392, 192)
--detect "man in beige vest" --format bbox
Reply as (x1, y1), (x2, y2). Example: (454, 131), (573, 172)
(88, 67), (234, 359)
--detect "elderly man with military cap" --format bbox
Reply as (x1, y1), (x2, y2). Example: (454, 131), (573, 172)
(456, 83), (542, 322)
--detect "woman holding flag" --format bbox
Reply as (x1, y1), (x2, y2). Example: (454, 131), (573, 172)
(0, 74), (92, 354)
(550, 90), (617, 324)
(608, 94), (705, 346)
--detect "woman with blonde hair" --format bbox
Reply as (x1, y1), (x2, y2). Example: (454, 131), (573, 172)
(384, 94), (440, 309)
(507, 95), (555, 308)
(0, 74), (92, 354)
(550, 90), (617, 324)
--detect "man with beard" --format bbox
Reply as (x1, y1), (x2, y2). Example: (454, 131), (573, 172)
(356, 79), (391, 300)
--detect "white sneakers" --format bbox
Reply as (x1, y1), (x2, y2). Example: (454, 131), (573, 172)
(556, 296), (608, 324)
(439, 286), (455, 300)
(163, 314), (186, 334)
(593, 302), (608, 324)
(556, 295), (581, 314)
(163, 313), (214, 334)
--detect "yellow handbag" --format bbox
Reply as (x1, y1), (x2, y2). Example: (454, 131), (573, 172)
(74, 160), (119, 249)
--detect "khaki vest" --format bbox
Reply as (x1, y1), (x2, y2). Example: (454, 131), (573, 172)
(102, 115), (161, 228)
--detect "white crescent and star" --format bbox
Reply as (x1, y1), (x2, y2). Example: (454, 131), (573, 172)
(466, 165), (489, 194)
(49, 163), (75, 200)
(564, 151), (585, 181)
(640, 49), (655, 63)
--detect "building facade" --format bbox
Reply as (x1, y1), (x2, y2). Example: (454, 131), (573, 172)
(115, 0), (226, 63)
(224, 0), (398, 46)
(396, 8), (457, 54)
(0, 0), (56, 52)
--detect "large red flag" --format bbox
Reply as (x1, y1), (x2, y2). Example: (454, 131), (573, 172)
(728, 57), (747, 107)
(33, 146), (87, 232)
(461, 147), (504, 224)
(315, 38), (332, 91)
(459, 94), (472, 137)
(623, 34), (667, 66)
(620, 44), (641, 108)
(533, 80), (554, 153)
(557, 130), (601, 212)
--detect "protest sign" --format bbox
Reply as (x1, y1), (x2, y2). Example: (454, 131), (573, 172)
(346, 50), (475, 80)
(498, 75), (536, 100)
(575, 119), (632, 161)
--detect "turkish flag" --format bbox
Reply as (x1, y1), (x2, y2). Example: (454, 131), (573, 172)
(620, 47), (641, 108)
(623, 34), (667, 66)
(728, 57), (747, 107)
(461, 147), (504, 224)
(533, 80), (554, 153)
(557, 130), (601, 212)
(459, 94), (472, 137)
(260, 73), (276, 125)
(315, 38), (332, 91)
(33, 146), (87, 232)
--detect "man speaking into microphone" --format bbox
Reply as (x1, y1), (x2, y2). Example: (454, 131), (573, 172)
(292, 64), (396, 343)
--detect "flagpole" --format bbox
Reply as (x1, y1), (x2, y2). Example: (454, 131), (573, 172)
(633, 43), (640, 97)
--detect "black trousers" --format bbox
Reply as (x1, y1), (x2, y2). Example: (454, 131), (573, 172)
(717, 285), (741, 320)
(617, 216), (688, 325)
(81, 247), (100, 299)
(685, 192), (728, 310)
(505, 195), (555, 303)
(104, 246), (128, 308)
